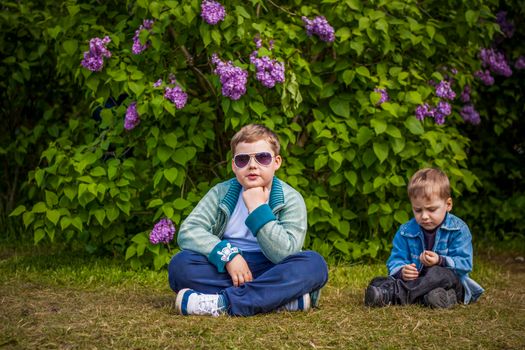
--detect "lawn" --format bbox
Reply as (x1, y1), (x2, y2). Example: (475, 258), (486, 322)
(1, 244), (524, 349)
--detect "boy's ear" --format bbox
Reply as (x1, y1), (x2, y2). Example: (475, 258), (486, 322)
(274, 154), (282, 170)
(446, 197), (453, 211)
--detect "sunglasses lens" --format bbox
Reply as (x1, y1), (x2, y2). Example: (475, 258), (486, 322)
(234, 154), (250, 168)
(255, 152), (273, 165)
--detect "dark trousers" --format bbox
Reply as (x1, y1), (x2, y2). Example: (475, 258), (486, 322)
(370, 266), (464, 305)
(168, 250), (329, 316)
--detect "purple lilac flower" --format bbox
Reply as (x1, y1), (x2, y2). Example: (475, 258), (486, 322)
(515, 56), (525, 70)
(132, 19), (154, 55)
(168, 73), (177, 85)
(153, 79), (162, 88)
(164, 85), (188, 109)
(149, 218), (176, 244)
(460, 105), (481, 125)
(450, 68), (458, 75)
(435, 80), (456, 100)
(496, 11), (514, 38)
(269, 40), (274, 50)
(81, 36), (112, 72)
(373, 88), (389, 105)
(250, 55), (285, 88)
(254, 36), (263, 49)
(201, 0), (226, 25)
(436, 101), (452, 116)
(302, 16), (335, 42)
(480, 48), (512, 77)
(415, 103), (431, 121)
(460, 85), (471, 103)
(211, 53), (249, 100)
(475, 69), (495, 86)
(124, 102), (140, 130)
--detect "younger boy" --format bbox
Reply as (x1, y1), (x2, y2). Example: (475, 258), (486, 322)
(169, 124), (328, 316)
(364, 168), (484, 308)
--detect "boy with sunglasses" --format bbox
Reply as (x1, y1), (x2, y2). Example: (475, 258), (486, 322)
(168, 124), (328, 316)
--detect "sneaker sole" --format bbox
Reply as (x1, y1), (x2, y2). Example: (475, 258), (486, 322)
(175, 288), (191, 315)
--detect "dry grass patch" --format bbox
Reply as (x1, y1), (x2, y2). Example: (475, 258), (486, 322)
(1, 245), (524, 349)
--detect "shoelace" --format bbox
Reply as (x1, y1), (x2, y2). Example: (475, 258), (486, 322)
(196, 295), (224, 317)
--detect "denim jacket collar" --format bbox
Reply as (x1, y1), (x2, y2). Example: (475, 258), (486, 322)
(400, 212), (460, 238)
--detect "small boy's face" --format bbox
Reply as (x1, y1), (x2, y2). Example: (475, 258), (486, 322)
(232, 140), (281, 190)
(410, 194), (452, 231)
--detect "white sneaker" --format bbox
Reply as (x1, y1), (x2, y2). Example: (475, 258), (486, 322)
(175, 288), (226, 317)
(277, 289), (322, 312)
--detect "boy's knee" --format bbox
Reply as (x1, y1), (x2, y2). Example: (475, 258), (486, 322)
(168, 250), (194, 292)
(299, 251), (329, 284)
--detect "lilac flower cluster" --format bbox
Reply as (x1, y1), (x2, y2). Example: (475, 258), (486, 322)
(496, 11), (514, 38)
(149, 218), (176, 245)
(515, 56), (525, 70)
(211, 54), (248, 100)
(373, 88), (389, 105)
(460, 85), (471, 103)
(460, 105), (481, 125)
(435, 80), (456, 100)
(302, 16), (335, 42)
(474, 69), (495, 86)
(153, 79), (163, 88)
(132, 19), (154, 55)
(164, 84), (188, 109)
(81, 36), (112, 72)
(201, 0), (226, 25)
(480, 48), (512, 77)
(124, 102), (140, 130)
(250, 54), (285, 88)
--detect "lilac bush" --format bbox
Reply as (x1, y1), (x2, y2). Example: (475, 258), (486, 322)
(475, 69), (495, 86)
(515, 56), (525, 70)
(124, 102), (140, 130)
(200, 0), (226, 25)
(132, 19), (154, 55)
(302, 16), (335, 42)
(460, 85), (471, 103)
(211, 54), (248, 100)
(149, 218), (176, 245)
(81, 36), (112, 72)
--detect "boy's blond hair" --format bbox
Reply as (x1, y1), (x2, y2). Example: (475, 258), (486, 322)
(230, 124), (281, 155)
(407, 168), (451, 200)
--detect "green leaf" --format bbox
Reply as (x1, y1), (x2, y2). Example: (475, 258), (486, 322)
(465, 10), (479, 27)
(46, 209), (61, 226)
(355, 127), (373, 146)
(389, 175), (406, 187)
(164, 168), (179, 184)
(157, 146), (172, 163)
(93, 209), (105, 225)
(370, 118), (387, 135)
(125, 245), (137, 260)
(9, 205), (26, 217)
(163, 132), (178, 149)
(373, 142), (389, 163)
(72, 217), (83, 231)
(62, 39), (78, 55)
(32, 202), (47, 213)
(34, 229), (45, 244)
(405, 117), (424, 135)
(356, 66), (370, 78)
(148, 199), (164, 208)
(394, 210), (409, 224)
(90, 166), (106, 177)
(344, 171), (357, 187)
(129, 81), (145, 96)
(329, 97), (350, 118)
(405, 91), (422, 104)
(173, 198), (191, 210)
(249, 101), (267, 117)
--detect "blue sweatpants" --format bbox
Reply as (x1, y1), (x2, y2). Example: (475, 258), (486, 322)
(168, 250), (328, 316)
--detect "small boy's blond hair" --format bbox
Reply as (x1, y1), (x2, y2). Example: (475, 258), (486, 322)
(230, 124), (281, 155)
(408, 168), (451, 200)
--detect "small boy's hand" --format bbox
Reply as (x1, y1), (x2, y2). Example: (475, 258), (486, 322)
(242, 187), (270, 212)
(226, 254), (253, 287)
(419, 250), (439, 266)
(402, 263), (419, 281)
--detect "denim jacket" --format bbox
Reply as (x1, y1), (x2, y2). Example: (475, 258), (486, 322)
(177, 177), (307, 273)
(386, 213), (484, 304)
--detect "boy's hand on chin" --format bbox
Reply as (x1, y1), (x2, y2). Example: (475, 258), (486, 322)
(242, 186), (269, 212)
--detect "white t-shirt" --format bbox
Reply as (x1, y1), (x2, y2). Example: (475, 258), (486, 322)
(223, 190), (262, 252)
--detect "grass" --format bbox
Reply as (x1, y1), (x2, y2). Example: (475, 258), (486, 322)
(1, 243), (524, 349)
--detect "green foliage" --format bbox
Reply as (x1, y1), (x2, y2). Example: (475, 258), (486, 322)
(3, 0), (523, 268)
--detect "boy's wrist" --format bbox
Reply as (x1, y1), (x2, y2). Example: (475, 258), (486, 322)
(208, 240), (241, 273)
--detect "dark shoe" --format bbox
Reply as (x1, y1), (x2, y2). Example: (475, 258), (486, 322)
(424, 288), (457, 309)
(364, 285), (392, 307)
